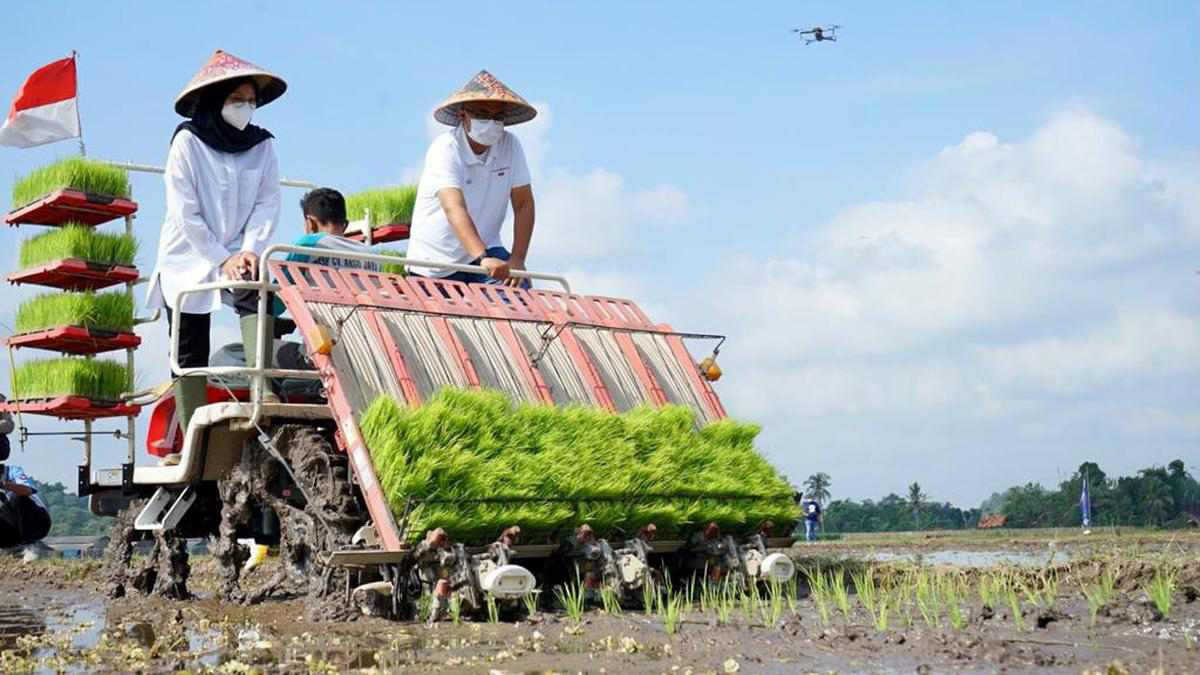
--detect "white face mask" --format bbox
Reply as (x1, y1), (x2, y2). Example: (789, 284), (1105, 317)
(465, 117), (503, 146)
(221, 101), (256, 131)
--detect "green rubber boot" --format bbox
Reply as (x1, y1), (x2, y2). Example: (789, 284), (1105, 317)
(239, 314), (279, 403)
(173, 375), (208, 436)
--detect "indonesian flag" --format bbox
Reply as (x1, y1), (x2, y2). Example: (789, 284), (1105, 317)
(0, 55), (80, 148)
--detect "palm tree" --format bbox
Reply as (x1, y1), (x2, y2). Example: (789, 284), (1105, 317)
(1140, 475), (1174, 526)
(907, 482), (926, 530)
(804, 472), (832, 504)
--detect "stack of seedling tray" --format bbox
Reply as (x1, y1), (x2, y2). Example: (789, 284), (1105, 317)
(343, 185), (415, 244)
(2, 158), (140, 420)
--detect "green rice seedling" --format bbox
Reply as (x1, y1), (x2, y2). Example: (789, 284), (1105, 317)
(16, 291), (134, 334)
(600, 585), (621, 615)
(830, 571), (851, 622)
(19, 225), (137, 268)
(1142, 568), (1175, 619)
(714, 583), (735, 625)
(851, 567), (878, 618)
(521, 590), (539, 617)
(1006, 586), (1025, 632)
(784, 578), (799, 616)
(11, 157), (130, 208)
(12, 358), (131, 401)
(662, 593), (685, 634)
(359, 390), (798, 544)
(945, 586), (965, 630)
(485, 596), (499, 623)
(554, 577), (587, 623)
(876, 594), (892, 632)
(449, 596), (462, 626)
(375, 248), (407, 276)
(739, 585), (754, 622)
(978, 572), (999, 609)
(641, 578), (657, 616)
(760, 581), (785, 628)
(417, 590), (432, 623)
(345, 185), (418, 226)
(1041, 570), (1060, 609)
(1185, 629), (1195, 651)
(915, 572), (939, 629)
(1017, 575), (1043, 607)
(1081, 583), (1105, 631)
(1096, 566), (1118, 604)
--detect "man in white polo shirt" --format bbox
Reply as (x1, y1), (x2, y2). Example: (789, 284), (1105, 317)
(408, 70), (536, 287)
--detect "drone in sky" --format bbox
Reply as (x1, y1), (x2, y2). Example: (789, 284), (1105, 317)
(791, 25), (840, 45)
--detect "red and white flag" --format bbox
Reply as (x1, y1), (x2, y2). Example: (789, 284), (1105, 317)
(0, 55), (81, 149)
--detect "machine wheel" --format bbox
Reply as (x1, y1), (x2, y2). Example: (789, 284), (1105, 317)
(102, 498), (190, 600)
(211, 424), (366, 618)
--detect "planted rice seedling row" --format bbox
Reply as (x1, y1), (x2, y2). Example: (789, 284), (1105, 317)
(359, 389), (799, 544)
(11, 157), (130, 208)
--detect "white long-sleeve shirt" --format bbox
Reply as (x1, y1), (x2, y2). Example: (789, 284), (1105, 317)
(144, 129), (281, 314)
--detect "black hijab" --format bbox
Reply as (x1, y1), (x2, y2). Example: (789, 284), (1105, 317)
(172, 76), (273, 153)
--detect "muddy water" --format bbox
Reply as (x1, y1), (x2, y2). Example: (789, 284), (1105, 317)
(860, 549), (1072, 567)
(1, 542), (1197, 673)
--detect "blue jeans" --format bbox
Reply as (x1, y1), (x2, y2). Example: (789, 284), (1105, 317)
(804, 519), (820, 542)
(414, 246), (531, 288)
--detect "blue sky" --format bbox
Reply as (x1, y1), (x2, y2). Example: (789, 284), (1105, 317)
(1, 2), (1197, 507)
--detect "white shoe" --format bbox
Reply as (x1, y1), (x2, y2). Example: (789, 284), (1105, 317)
(22, 546), (39, 563)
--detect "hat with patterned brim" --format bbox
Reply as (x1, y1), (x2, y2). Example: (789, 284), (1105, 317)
(174, 50), (287, 117)
(433, 70), (536, 126)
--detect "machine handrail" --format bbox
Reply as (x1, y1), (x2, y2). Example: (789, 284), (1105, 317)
(168, 247), (571, 426)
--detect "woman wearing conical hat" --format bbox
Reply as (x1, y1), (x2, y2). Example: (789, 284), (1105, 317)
(408, 70), (537, 287)
(145, 50), (285, 435)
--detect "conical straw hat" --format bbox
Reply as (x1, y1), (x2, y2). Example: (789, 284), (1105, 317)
(174, 50), (287, 117)
(433, 70), (536, 126)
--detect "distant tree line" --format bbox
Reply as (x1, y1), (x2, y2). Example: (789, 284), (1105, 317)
(33, 480), (110, 537)
(980, 460), (1199, 529)
(810, 459), (1199, 533)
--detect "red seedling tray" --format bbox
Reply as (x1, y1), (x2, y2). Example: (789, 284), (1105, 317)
(7, 259), (139, 291)
(6, 325), (141, 355)
(346, 223), (410, 244)
(0, 397), (140, 420)
(5, 188), (138, 227)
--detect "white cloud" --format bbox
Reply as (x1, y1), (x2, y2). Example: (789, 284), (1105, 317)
(699, 109), (1199, 501)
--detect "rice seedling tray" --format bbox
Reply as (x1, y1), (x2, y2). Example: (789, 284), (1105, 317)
(7, 259), (139, 291)
(345, 223), (411, 244)
(6, 325), (141, 355)
(0, 397), (139, 420)
(5, 189), (138, 227)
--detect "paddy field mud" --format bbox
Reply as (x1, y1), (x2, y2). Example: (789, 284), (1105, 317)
(1, 529), (1197, 673)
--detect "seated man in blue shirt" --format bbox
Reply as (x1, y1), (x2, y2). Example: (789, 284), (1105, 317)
(286, 187), (380, 272)
(0, 464), (52, 550)
(272, 187), (380, 320)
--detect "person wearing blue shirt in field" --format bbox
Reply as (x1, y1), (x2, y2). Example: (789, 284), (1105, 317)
(0, 398), (52, 552)
(801, 494), (823, 542)
(271, 187), (378, 318)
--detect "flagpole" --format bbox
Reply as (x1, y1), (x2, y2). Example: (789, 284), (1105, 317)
(69, 50), (85, 156)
